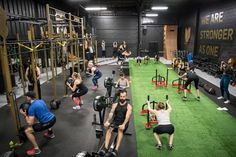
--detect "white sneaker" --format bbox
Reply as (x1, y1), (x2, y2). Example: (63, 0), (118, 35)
(217, 96), (224, 100)
(222, 107), (228, 111)
(224, 100), (230, 104)
(73, 106), (80, 110)
(217, 107), (223, 111)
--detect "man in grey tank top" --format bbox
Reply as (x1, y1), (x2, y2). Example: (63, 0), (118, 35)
(148, 100), (175, 150)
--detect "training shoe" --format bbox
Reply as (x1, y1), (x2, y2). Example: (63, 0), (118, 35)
(92, 86), (97, 91)
(224, 100), (230, 104)
(44, 132), (55, 139)
(155, 144), (162, 150)
(196, 96), (200, 101)
(99, 148), (108, 156)
(26, 148), (41, 156)
(168, 144), (174, 150)
(217, 96), (224, 100)
(111, 150), (118, 156)
(73, 106), (81, 110)
(182, 96), (187, 101)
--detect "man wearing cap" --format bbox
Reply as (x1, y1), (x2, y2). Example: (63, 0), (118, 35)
(20, 91), (56, 155)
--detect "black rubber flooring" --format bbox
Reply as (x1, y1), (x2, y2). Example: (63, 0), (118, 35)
(0, 65), (138, 157)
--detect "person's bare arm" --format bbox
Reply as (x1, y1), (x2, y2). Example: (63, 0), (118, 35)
(68, 79), (79, 92)
(115, 79), (120, 88)
(220, 61), (225, 71)
(90, 67), (95, 75)
(25, 68), (29, 81)
(104, 103), (117, 128)
(147, 101), (156, 114)
(126, 79), (130, 87)
(122, 104), (132, 126)
(36, 67), (41, 80)
(20, 109), (35, 126)
(25, 116), (35, 126)
(179, 72), (187, 79)
(166, 100), (172, 113)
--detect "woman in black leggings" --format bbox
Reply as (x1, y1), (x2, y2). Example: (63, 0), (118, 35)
(67, 72), (88, 110)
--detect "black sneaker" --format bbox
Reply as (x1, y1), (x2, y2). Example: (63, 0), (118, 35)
(99, 148), (108, 156)
(155, 144), (162, 150)
(196, 96), (200, 101)
(182, 96), (187, 101)
(168, 144), (174, 150)
(111, 150), (118, 156)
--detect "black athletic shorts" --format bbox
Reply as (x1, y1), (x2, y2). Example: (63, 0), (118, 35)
(111, 121), (129, 133)
(136, 58), (141, 63)
(184, 77), (199, 89)
(153, 124), (175, 135)
(32, 117), (56, 132)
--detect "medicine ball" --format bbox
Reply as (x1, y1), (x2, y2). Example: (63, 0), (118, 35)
(65, 77), (74, 86)
(19, 103), (30, 115)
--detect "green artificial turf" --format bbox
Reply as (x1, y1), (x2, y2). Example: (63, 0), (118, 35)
(129, 60), (236, 157)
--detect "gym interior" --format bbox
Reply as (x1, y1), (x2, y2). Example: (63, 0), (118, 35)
(0, 0), (236, 157)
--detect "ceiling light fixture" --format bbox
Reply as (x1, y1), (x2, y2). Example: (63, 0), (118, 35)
(151, 6), (168, 10)
(145, 13), (158, 17)
(85, 7), (107, 11)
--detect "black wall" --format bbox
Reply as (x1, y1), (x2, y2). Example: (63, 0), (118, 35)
(141, 25), (163, 55)
(92, 16), (138, 57)
(91, 13), (178, 57)
(178, 10), (198, 54)
(179, 1), (236, 61)
(197, 1), (236, 61)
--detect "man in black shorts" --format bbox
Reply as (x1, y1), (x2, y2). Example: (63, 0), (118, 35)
(100, 90), (132, 156)
(20, 91), (56, 155)
(179, 66), (200, 101)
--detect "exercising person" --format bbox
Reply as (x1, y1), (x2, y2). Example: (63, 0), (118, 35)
(117, 41), (131, 64)
(25, 63), (41, 99)
(217, 57), (236, 104)
(113, 73), (130, 103)
(154, 54), (159, 63)
(67, 72), (88, 110)
(179, 66), (200, 101)
(100, 90), (132, 156)
(143, 55), (150, 64)
(136, 55), (142, 65)
(20, 91), (56, 155)
(113, 41), (118, 59)
(86, 62), (102, 90)
(147, 99), (174, 150)
(101, 40), (106, 58)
